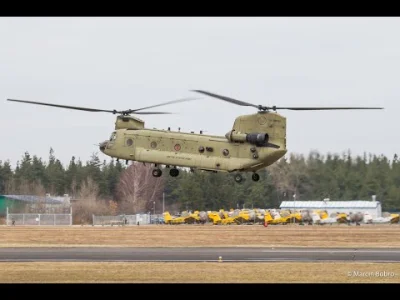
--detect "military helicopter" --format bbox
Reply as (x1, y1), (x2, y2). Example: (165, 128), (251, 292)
(6, 90), (383, 183)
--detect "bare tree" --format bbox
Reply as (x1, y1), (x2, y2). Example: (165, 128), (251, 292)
(108, 200), (118, 216)
(4, 178), (16, 195)
(5, 178), (46, 196)
(79, 176), (99, 202)
(116, 162), (165, 214)
(269, 154), (310, 201)
(72, 176), (109, 224)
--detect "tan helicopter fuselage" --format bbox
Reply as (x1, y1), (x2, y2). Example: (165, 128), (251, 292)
(100, 111), (287, 173)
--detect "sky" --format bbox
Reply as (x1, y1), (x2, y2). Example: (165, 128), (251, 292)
(0, 17), (398, 169)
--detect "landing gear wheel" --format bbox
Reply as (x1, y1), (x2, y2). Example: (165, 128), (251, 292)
(152, 168), (162, 177)
(234, 173), (243, 183)
(169, 168), (179, 177)
(252, 173), (260, 182)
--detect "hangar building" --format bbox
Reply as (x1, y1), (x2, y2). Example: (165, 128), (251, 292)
(279, 198), (382, 218)
(0, 194), (70, 216)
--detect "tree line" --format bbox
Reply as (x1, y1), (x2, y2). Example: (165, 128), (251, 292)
(1, 148), (399, 214)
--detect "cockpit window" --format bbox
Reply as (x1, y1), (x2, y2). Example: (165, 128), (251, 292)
(109, 132), (117, 142)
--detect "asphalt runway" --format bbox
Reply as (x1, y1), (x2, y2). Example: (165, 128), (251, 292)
(1, 247), (400, 262)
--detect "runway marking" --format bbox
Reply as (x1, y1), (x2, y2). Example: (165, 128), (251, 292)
(261, 250), (400, 253)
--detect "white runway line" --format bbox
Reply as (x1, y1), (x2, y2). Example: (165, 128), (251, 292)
(261, 250), (400, 253)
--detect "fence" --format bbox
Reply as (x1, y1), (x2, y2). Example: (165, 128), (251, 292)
(6, 207), (72, 226)
(93, 213), (162, 226)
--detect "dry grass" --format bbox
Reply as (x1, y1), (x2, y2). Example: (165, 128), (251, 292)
(1, 224), (400, 248)
(0, 261), (399, 283)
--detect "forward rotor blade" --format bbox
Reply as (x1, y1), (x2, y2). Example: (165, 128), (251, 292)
(272, 106), (384, 110)
(191, 90), (259, 109)
(7, 98), (117, 113)
(131, 97), (199, 112)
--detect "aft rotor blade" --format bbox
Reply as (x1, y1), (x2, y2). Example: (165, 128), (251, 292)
(131, 97), (199, 112)
(190, 91), (384, 111)
(134, 111), (173, 114)
(272, 106), (384, 110)
(191, 90), (259, 109)
(7, 98), (117, 113)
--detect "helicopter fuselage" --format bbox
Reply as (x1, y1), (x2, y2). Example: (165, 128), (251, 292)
(99, 112), (288, 174)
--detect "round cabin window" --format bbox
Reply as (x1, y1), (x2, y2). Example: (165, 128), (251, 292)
(151, 141), (157, 148)
(126, 139), (133, 146)
(174, 144), (181, 151)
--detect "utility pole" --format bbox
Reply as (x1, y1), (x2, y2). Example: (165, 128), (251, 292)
(293, 193), (296, 224)
(162, 192), (165, 213)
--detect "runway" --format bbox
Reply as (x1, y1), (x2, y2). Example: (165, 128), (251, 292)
(1, 247), (400, 262)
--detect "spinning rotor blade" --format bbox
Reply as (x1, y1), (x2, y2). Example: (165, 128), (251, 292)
(7, 96), (198, 115)
(131, 97), (199, 112)
(191, 90), (259, 109)
(134, 111), (173, 114)
(269, 106), (384, 110)
(7, 98), (116, 113)
(191, 90), (383, 111)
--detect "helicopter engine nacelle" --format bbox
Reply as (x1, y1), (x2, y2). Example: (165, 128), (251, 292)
(225, 130), (269, 146)
(246, 133), (269, 146)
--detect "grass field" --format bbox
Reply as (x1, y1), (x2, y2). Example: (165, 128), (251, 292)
(1, 261), (399, 283)
(1, 224), (400, 247)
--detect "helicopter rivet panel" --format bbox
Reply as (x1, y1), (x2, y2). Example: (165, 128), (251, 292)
(258, 116), (267, 125)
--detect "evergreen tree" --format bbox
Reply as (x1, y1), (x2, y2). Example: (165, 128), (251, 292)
(2, 148), (400, 211)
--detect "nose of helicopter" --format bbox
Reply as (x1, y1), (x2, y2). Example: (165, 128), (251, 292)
(99, 140), (108, 152)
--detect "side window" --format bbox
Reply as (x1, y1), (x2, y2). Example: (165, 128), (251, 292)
(109, 132), (117, 142)
(126, 138), (133, 147)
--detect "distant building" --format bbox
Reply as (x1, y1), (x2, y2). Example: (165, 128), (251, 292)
(279, 198), (382, 218)
(0, 194), (71, 215)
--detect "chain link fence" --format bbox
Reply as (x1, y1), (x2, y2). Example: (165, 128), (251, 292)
(93, 213), (163, 226)
(6, 207), (72, 226)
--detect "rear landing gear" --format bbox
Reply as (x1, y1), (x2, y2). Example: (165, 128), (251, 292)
(169, 168), (179, 177)
(252, 173), (260, 182)
(234, 173), (243, 183)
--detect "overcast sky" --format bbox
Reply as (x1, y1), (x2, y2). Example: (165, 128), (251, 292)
(0, 17), (398, 168)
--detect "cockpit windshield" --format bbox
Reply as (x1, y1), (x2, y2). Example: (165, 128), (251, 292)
(109, 131), (117, 142)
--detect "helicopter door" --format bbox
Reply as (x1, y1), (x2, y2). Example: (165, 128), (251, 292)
(124, 136), (135, 159)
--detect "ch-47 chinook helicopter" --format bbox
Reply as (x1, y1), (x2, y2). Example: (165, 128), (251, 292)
(7, 90), (383, 183)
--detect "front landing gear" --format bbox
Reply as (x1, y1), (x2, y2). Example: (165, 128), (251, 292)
(169, 168), (179, 177)
(252, 173), (260, 182)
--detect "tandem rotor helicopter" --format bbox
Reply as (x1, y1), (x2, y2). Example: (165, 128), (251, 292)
(7, 90), (383, 183)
